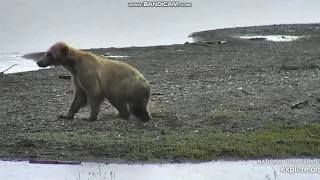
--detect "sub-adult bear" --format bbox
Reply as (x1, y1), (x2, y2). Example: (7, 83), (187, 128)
(36, 42), (152, 122)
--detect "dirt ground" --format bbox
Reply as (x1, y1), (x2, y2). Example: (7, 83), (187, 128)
(1, 23), (320, 164)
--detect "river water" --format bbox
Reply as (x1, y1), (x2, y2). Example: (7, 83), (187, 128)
(1, 0), (320, 73)
(1, 0), (320, 179)
(1, 159), (320, 180)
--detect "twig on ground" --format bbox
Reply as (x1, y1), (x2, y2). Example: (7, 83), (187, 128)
(309, 95), (320, 102)
(241, 89), (254, 95)
(59, 74), (71, 79)
(0, 64), (17, 74)
(290, 100), (309, 109)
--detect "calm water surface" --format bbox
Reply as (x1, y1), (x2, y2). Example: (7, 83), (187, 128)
(1, 159), (320, 180)
(1, 0), (320, 53)
(1, 0), (320, 73)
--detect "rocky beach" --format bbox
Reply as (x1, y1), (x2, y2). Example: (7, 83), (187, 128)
(1, 23), (320, 163)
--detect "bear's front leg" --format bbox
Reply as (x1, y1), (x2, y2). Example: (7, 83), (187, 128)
(59, 88), (87, 120)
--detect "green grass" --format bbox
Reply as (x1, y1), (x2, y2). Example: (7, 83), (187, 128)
(6, 122), (320, 163)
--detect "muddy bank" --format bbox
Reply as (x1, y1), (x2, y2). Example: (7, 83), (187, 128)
(1, 23), (320, 163)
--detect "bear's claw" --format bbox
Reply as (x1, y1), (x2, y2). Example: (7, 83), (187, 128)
(58, 114), (73, 119)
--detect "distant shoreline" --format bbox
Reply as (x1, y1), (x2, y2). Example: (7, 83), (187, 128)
(22, 23), (320, 62)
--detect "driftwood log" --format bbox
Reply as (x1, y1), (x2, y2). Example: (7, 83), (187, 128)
(290, 100), (309, 109)
(29, 159), (81, 165)
(0, 64), (17, 74)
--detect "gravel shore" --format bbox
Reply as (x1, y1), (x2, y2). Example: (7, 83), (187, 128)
(1, 23), (320, 163)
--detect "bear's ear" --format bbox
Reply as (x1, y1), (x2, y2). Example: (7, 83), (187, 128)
(61, 45), (69, 56)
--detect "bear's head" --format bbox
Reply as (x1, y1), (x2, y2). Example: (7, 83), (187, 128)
(37, 42), (72, 68)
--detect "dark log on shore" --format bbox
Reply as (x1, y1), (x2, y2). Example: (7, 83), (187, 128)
(29, 159), (81, 165)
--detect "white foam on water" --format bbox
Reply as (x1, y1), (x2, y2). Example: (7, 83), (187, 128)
(106, 56), (129, 58)
(238, 35), (306, 42)
(0, 53), (50, 74)
(0, 54), (131, 74)
(0, 159), (320, 180)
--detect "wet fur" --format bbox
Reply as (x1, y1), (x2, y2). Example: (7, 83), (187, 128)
(37, 42), (152, 122)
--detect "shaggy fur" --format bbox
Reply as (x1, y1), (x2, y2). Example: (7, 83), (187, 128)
(36, 42), (152, 122)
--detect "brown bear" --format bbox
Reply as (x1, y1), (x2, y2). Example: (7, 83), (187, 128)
(36, 41), (152, 122)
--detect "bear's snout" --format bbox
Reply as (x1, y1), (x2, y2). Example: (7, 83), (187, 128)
(37, 60), (49, 67)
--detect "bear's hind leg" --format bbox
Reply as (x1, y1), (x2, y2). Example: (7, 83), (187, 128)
(87, 94), (104, 121)
(116, 103), (130, 120)
(108, 96), (131, 120)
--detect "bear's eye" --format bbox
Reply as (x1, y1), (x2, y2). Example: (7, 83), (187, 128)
(46, 52), (52, 57)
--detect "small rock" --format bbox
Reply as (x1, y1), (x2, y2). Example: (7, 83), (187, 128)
(218, 41), (227, 44)
(151, 92), (164, 96)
